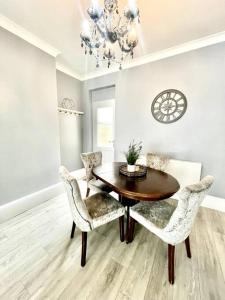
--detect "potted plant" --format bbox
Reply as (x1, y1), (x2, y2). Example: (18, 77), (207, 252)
(125, 140), (143, 172)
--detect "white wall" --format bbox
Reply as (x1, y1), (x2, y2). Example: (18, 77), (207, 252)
(82, 42), (225, 198)
(0, 27), (60, 205)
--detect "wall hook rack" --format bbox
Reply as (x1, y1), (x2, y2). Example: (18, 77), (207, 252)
(57, 107), (84, 116)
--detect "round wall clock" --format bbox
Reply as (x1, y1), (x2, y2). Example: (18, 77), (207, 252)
(151, 89), (187, 124)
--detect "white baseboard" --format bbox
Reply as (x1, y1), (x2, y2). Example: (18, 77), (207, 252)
(202, 195), (225, 213)
(0, 182), (64, 224)
(0, 168), (86, 224)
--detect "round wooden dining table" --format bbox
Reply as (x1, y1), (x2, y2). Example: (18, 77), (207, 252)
(93, 162), (180, 242)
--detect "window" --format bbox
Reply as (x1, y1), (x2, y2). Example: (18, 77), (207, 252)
(96, 106), (113, 147)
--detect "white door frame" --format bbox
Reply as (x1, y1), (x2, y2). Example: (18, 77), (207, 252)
(92, 98), (115, 162)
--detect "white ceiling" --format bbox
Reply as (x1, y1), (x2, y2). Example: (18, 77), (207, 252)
(0, 0), (225, 78)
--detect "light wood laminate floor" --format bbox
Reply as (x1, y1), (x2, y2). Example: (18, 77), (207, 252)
(0, 194), (225, 300)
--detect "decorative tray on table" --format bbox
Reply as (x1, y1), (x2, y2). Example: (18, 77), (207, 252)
(119, 164), (147, 177)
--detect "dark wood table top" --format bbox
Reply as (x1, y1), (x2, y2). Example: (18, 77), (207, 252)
(93, 162), (180, 201)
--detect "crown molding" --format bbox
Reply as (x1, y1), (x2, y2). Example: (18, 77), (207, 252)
(0, 14), (61, 57)
(82, 30), (225, 81)
(56, 62), (84, 81)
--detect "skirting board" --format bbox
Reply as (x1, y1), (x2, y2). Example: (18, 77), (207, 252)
(201, 195), (225, 213)
(0, 168), (86, 224)
(0, 182), (64, 224)
(0, 181), (224, 224)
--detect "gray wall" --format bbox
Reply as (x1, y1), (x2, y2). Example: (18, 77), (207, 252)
(56, 71), (83, 171)
(82, 42), (225, 198)
(57, 70), (83, 111)
(0, 28), (60, 205)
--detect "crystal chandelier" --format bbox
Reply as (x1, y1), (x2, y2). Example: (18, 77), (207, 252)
(80, 0), (140, 69)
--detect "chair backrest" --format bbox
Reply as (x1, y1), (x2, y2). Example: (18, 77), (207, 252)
(80, 152), (102, 182)
(59, 166), (92, 232)
(164, 175), (214, 244)
(146, 153), (169, 171)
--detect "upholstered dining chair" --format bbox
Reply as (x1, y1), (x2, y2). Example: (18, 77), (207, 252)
(81, 151), (112, 197)
(147, 153), (169, 171)
(59, 166), (125, 267)
(128, 176), (214, 284)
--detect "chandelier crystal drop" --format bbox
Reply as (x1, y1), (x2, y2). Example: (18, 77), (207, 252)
(80, 0), (140, 70)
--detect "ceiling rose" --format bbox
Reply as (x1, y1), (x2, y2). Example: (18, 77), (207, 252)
(80, 0), (140, 70)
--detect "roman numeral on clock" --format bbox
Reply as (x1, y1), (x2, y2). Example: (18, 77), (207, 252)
(154, 111), (165, 121)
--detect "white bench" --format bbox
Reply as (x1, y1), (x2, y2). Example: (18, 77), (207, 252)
(165, 159), (202, 188)
(165, 159), (202, 200)
(137, 155), (202, 200)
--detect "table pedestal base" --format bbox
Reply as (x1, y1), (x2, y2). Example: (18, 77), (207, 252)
(119, 196), (138, 243)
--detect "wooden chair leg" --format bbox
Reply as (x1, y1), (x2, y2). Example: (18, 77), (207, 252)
(81, 232), (87, 267)
(168, 244), (175, 284)
(119, 216), (124, 242)
(70, 221), (76, 239)
(128, 217), (135, 243)
(185, 236), (192, 258)
(86, 188), (90, 198)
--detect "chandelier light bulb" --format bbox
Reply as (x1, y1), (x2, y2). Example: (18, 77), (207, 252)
(104, 42), (115, 59)
(128, 0), (137, 12)
(127, 26), (138, 47)
(91, 0), (99, 9)
(88, 0), (103, 21)
(125, 0), (139, 20)
(81, 19), (91, 40)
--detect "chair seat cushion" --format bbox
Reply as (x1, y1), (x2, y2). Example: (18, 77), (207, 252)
(85, 192), (125, 229)
(131, 199), (177, 229)
(88, 179), (112, 193)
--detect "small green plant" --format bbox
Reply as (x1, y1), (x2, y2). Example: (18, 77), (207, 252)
(125, 140), (143, 165)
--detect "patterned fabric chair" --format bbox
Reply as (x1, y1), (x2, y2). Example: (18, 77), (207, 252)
(81, 151), (112, 197)
(147, 153), (169, 171)
(59, 166), (125, 267)
(128, 176), (214, 284)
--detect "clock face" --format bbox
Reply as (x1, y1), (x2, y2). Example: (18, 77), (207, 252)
(151, 89), (187, 124)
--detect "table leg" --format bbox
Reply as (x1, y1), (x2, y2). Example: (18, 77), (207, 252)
(126, 206), (130, 243)
(119, 195), (137, 243)
(128, 217), (135, 243)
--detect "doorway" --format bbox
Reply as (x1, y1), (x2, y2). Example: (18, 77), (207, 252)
(92, 99), (115, 163)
